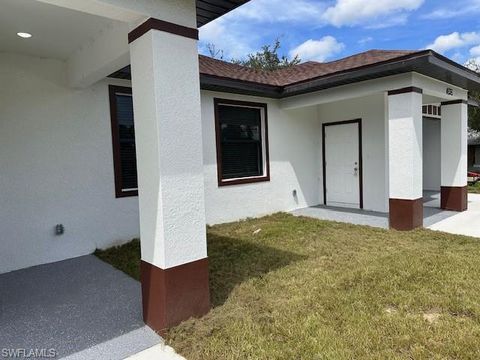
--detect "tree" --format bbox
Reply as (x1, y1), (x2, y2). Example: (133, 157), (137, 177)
(232, 38), (300, 71)
(206, 43), (224, 60)
(207, 38), (300, 71)
(465, 59), (480, 132)
(468, 99), (480, 133)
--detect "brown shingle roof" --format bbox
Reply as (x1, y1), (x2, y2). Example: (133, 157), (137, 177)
(199, 55), (281, 85)
(109, 48), (480, 95)
(199, 49), (418, 86)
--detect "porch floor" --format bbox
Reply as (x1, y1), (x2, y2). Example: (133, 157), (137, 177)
(292, 191), (480, 237)
(0, 255), (161, 360)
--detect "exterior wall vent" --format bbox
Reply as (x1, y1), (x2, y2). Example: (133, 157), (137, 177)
(422, 104), (441, 118)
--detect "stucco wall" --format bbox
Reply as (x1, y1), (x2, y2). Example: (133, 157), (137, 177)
(0, 53), (140, 274)
(0, 54), (323, 273)
(423, 118), (441, 191)
(317, 94), (388, 212)
(2, 54), (412, 274)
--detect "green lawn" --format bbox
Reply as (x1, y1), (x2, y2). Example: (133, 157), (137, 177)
(469, 182), (480, 193)
(96, 214), (480, 359)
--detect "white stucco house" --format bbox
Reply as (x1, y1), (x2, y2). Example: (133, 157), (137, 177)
(2, 0), (479, 334)
(469, 133), (480, 171)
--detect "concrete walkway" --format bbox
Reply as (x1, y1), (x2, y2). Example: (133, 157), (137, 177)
(0, 255), (162, 360)
(427, 193), (480, 238)
(292, 205), (389, 228)
(293, 192), (480, 238)
(126, 344), (185, 360)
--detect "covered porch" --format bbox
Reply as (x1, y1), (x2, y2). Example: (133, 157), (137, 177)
(0, 0), (248, 342)
(1, 0), (480, 350)
(281, 71), (471, 231)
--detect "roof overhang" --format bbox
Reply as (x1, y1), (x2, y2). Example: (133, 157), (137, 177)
(200, 74), (282, 98)
(196, 0), (250, 27)
(110, 50), (480, 99)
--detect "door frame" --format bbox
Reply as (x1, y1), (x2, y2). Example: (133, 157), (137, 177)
(322, 118), (363, 209)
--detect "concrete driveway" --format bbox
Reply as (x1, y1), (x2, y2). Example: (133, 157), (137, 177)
(427, 193), (480, 238)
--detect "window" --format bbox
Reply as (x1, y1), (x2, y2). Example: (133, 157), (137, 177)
(214, 98), (270, 186)
(109, 85), (138, 197)
(422, 104), (441, 118)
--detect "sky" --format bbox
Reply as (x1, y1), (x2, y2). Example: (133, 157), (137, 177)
(198, 0), (480, 66)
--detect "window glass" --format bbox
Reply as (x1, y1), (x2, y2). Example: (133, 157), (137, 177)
(115, 94), (137, 191)
(218, 105), (263, 179)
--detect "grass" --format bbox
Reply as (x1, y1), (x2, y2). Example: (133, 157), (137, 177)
(95, 239), (140, 280)
(469, 182), (480, 194)
(96, 214), (480, 359)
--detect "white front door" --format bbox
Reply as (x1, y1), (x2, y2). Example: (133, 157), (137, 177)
(324, 121), (361, 208)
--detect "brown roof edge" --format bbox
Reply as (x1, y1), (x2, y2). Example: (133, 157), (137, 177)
(285, 50), (432, 88)
(200, 73), (283, 98)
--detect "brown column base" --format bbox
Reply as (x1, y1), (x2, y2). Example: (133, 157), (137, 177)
(389, 198), (423, 231)
(140, 258), (210, 334)
(441, 186), (468, 211)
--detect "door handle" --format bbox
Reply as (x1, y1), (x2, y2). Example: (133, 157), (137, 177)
(354, 167), (358, 176)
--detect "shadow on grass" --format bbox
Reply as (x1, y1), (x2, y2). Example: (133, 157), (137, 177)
(95, 234), (305, 309)
(207, 233), (306, 307)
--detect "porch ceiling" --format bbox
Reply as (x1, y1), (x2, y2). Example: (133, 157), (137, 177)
(0, 0), (117, 61)
(0, 0), (250, 61)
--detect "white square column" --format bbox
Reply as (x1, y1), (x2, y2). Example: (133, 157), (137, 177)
(440, 100), (468, 211)
(387, 87), (424, 230)
(129, 19), (209, 333)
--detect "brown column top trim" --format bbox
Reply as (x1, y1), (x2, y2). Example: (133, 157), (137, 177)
(128, 18), (199, 43)
(389, 197), (424, 201)
(388, 87), (423, 96)
(440, 99), (468, 106)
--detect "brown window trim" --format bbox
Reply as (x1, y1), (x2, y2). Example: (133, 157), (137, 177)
(214, 98), (270, 187)
(109, 85), (138, 198)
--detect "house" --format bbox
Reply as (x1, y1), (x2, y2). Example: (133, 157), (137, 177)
(1, 0), (479, 334)
(469, 134), (480, 171)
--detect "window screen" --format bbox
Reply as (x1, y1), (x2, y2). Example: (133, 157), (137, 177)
(109, 86), (138, 197)
(215, 100), (270, 186)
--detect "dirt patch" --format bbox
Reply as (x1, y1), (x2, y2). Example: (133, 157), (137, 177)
(385, 306), (397, 315)
(423, 310), (441, 324)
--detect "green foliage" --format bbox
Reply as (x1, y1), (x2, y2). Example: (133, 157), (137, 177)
(94, 239), (140, 280)
(469, 182), (480, 193)
(231, 38), (301, 71)
(469, 94), (480, 132)
(465, 59), (480, 131)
